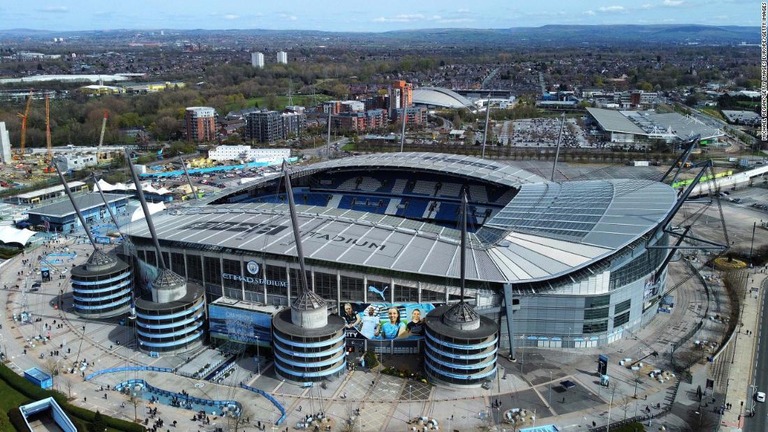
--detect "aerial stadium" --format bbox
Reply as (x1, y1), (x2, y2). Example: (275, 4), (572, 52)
(124, 152), (678, 363)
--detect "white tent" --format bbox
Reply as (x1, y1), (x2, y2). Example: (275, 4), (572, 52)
(130, 201), (166, 222)
(99, 179), (171, 195)
(96, 179), (129, 192)
(0, 226), (37, 246)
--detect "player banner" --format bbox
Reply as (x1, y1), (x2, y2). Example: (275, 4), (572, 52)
(340, 302), (436, 340)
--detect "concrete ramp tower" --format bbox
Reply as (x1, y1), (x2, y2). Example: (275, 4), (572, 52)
(124, 149), (206, 354)
(424, 191), (499, 387)
(53, 161), (132, 319)
(272, 162), (346, 383)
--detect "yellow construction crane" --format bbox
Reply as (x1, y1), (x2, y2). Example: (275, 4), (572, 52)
(15, 91), (33, 160)
(97, 110), (108, 163)
(42, 95), (55, 173)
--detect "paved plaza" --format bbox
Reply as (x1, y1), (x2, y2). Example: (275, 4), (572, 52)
(0, 167), (765, 432)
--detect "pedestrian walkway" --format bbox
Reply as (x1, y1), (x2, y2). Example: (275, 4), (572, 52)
(0, 226), (753, 432)
(720, 269), (767, 431)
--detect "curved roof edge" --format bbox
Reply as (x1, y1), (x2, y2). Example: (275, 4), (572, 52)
(294, 152), (547, 189)
(413, 87), (473, 108)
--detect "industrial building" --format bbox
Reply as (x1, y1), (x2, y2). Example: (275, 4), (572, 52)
(586, 107), (725, 148)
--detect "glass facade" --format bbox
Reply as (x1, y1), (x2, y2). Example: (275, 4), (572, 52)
(135, 220), (670, 351)
(186, 254), (203, 283)
(340, 276), (364, 301)
(204, 257), (221, 287)
(395, 284), (419, 303)
(171, 253), (186, 278)
(314, 271), (336, 301)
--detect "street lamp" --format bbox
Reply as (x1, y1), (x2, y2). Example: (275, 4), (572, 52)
(548, 371), (552, 408)
(256, 335), (261, 375)
(408, 384), (412, 423)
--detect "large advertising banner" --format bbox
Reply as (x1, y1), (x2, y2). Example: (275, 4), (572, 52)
(340, 303), (436, 341)
(208, 304), (273, 344)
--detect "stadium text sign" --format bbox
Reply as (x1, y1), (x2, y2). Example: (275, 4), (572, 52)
(222, 273), (288, 288)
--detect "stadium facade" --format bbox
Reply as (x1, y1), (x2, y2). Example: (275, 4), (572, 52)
(125, 152), (678, 354)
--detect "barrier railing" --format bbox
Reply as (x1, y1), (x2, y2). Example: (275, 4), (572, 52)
(240, 383), (287, 425)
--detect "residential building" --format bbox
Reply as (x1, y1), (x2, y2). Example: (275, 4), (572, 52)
(185, 106), (217, 143)
(334, 109), (387, 132)
(281, 110), (306, 139)
(251, 52), (265, 68)
(277, 51), (288, 64)
(391, 107), (428, 126)
(245, 109), (306, 143)
(389, 80), (413, 116)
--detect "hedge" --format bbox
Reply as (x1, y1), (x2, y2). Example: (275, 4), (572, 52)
(0, 363), (144, 432)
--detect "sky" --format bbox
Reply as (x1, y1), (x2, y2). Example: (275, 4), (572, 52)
(0, 0), (758, 32)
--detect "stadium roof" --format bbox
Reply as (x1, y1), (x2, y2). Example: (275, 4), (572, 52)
(413, 87), (473, 109)
(292, 152), (546, 188)
(15, 181), (86, 200)
(130, 154), (677, 285)
(28, 193), (128, 218)
(587, 107), (724, 141)
(586, 108), (645, 135)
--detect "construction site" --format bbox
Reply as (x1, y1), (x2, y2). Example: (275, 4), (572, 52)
(0, 93), (122, 190)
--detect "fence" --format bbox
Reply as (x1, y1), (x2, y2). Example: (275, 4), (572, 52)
(240, 383), (287, 425)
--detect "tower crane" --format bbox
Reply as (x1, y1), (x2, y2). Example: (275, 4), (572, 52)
(14, 91), (33, 160)
(97, 110), (108, 163)
(42, 95), (55, 173)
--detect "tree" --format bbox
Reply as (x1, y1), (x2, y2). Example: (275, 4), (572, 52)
(150, 116), (181, 141)
(88, 411), (107, 432)
(129, 392), (141, 422)
(64, 379), (74, 399)
(226, 407), (254, 432)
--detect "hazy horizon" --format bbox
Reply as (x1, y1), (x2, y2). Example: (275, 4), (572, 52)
(0, 0), (757, 33)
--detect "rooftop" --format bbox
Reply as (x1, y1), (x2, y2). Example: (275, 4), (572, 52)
(129, 158), (676, 284)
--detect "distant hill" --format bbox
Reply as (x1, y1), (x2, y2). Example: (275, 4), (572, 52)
(0, 25), (759, 47)
(378, 25), (759, 46)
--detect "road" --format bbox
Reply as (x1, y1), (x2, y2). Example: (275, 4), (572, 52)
(301, 137), (349, 160)
(744, 277), (768, 432)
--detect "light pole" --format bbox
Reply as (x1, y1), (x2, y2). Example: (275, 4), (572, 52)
(749, 221), (757, 265)
(408, 384), (412, 423)
(607, 383), (615, 432)
(256, 335), (261, 375)
(548, 371), (552, 407)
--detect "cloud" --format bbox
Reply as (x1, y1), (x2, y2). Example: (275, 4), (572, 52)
(373, 14), (426, 23)
(372, 14), (475, 25)
(584, 10), (596, 16)
(38, 6), (68, 13)
(597, 5), (626, 12)
(223, 14), (239, 20)
(438, 18), (474, 24)
(662, 0), (685, 5)
(457, 8), (470, 13)
(277, 13), (297, 21)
